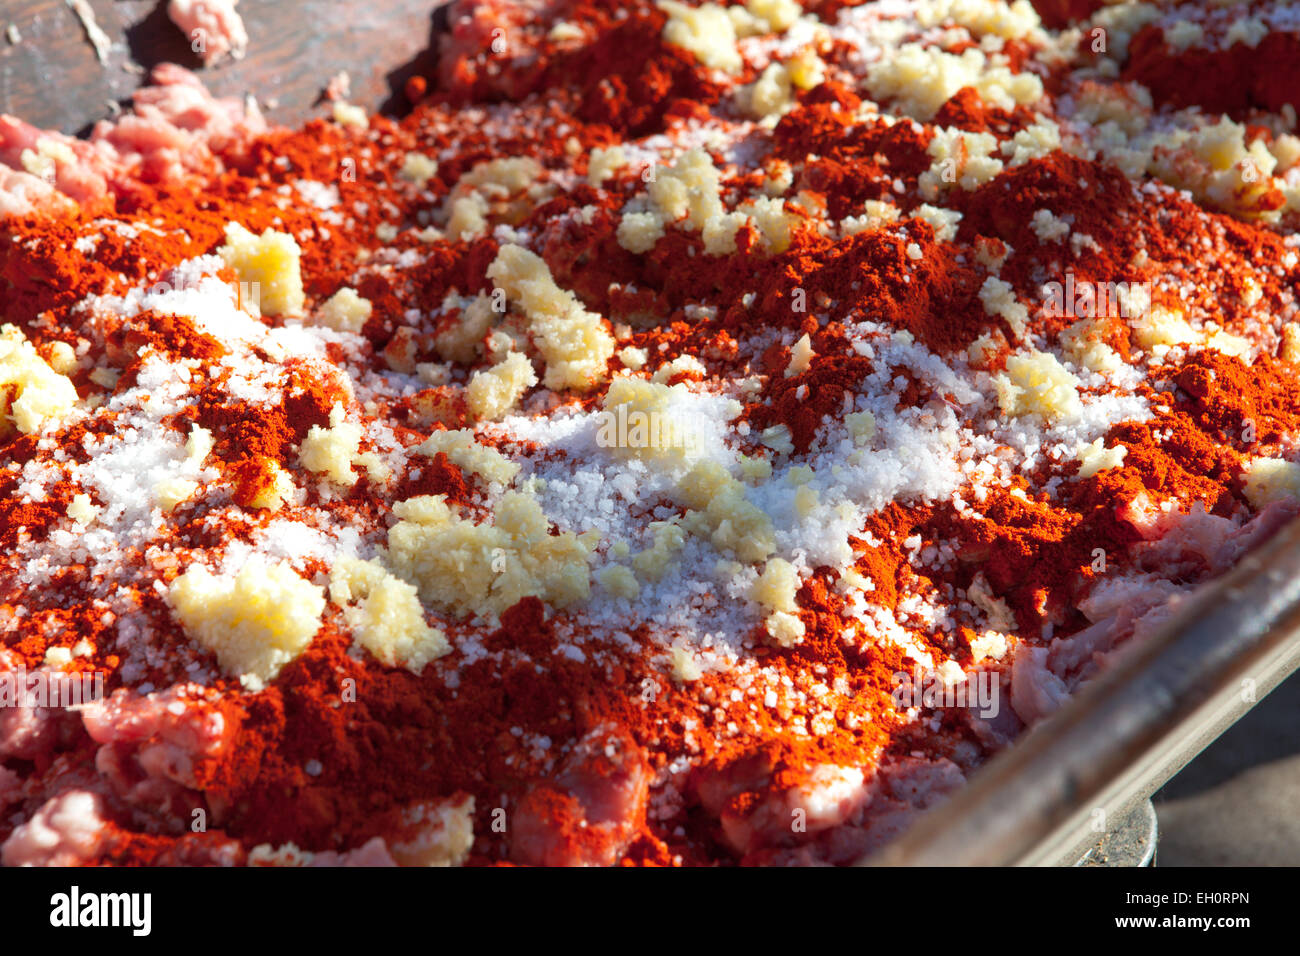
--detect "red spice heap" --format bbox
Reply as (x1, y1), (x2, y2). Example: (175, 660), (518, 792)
(0, 0), (1299, 868)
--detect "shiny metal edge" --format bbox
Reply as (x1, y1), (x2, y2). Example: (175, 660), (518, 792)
(1073, 800), (1158, 867)
(862, 515), (1300, 867)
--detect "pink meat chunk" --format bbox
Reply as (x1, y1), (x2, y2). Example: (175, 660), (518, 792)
(166, 0), (249, 65)
(0, 790), (107, 866)
(738, 757), (965, 865)
(0, 654), (85, 762)
(80, 684), (237, 823)
(0, 63), (265, 217)
(694, 748), (874, 858)
(510, 723), (649, 866)
(308, 837), (399, 867)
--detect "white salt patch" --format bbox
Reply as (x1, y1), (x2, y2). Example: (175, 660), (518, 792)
(295, 180), (341, 210)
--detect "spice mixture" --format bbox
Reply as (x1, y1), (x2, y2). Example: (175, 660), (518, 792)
(1, 0), (1299, 866)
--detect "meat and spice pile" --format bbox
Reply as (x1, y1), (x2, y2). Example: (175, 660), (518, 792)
(1, 0), (1299, 866)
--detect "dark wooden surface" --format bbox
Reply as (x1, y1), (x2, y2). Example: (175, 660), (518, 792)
(0, 0), (451, 134)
